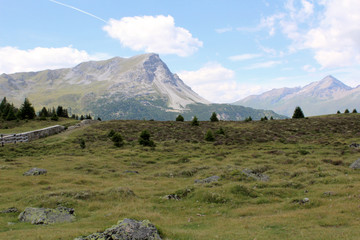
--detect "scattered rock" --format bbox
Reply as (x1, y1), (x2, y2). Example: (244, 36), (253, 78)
(74, 218), (162, 240)
(350, 158), (360, 169)
(292, 198), (310, 204)
(23, 167), (47, 176)
(124, 170), (139, 174)
(67, 120), (99, 131)
(242, 169), (269, 182)
(0, 207), (18, 213)
(194, 175), (220, 184)
(18, 206), (75, 224)
(349, 143), (360, 148)
(323, 191), (335, 196)
(163, 194), (181, 200)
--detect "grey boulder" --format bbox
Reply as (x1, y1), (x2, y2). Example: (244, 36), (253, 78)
(18, 206), (75, 224)
(23, 167), (47, 176)
(350, 158), (360, 169)
(194, 175), (220, 184)
(74, 218), (162, 240)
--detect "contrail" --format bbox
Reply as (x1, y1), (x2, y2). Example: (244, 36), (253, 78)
(49, 0), (107, 23)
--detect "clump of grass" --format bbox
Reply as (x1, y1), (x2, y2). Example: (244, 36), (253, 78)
(230, 185), (257, 198)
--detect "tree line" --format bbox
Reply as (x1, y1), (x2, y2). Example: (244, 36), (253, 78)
(0, 97), (92, 121)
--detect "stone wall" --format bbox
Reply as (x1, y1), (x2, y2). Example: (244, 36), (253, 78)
(1, 125), (65, 145)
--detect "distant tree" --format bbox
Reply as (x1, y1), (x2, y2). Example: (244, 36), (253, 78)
(39, 107), (49, 118)
(108, 129), (116, 138)
(80, 115), (84, 120)
(353, 109), (357, 113)
(205, 130), (215, 141)
(344, 109), (350, 114)
(191, 116), (199, 126)
(139, 130), (155, 147)
(176, 114), (184, 122)
(210, 112), (219, 122)
(97, 117), (102, 121)
(0, 97), (7, 116)
(292, 106), (305, 119)
(270, 116), (274, 120)
(112, 133), (124, 147)
(337, 110), (341, 114)
(85, 114), (92, 120)
(216, 127), (225, 135)
(5, 105), (17, 121)
(51, 113), (59, 121)
(18, 98), (36, 120)
(244, 116), (252, 122)
(261, 116), (268, 121)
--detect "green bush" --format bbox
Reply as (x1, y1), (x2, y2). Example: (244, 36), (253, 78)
(230, 185), (257, 198)
(344, 109), (350, 114)
(139, 130), (155, 147)
(108, 129), (116, 138)
(205, 130), (215, 141)
(244, 116), (252, 122)
(216, 127), (225, 135)
(79, 139), (86, 149)
(112, 133), (124, 147)
(353, 109), (357, 113)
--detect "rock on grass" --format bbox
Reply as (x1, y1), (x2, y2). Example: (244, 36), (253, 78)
(23, 168), (47, 176)
(18, 207), (75, 224)
(74, 218), (162, 240)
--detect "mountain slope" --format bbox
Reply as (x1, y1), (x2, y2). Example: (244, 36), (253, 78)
(0, 53), (285, 120)
(234, 75), (360, 117)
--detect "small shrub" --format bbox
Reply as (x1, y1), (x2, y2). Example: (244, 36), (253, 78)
(352, 109), (357, 113)
(205, 130), (215, 141)
(108, 129), (116, 138)
(139, 130), (155, 147)
(337, 110), (341, 114)
(176, 115), (184, 122)
(216, 127), (225, 135)
(112, 133), (124, 147)
(79, 139), (86, 149)
(344, 109), (350, 114)
(191, 116), (199, 126)
(210, 112), (219, 122)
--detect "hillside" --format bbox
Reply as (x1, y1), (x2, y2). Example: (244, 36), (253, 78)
(1, 114), (360, 239)
(234, 75), (360, 117)
(0, 53), (285, 121)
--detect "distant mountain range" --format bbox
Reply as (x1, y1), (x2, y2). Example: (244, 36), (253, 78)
(233, 75), (360, 117)
(0, 53), (284, 120)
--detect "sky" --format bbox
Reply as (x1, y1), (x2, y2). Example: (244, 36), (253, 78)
(1, 0), (360, 103)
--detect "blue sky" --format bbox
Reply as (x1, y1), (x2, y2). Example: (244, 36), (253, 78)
(1, 0), (360, 102)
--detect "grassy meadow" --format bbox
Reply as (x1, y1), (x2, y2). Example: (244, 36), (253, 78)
(1, 114), (360, 239)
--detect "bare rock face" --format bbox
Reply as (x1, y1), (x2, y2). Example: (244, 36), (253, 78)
(74, 218), (162, 240)
(23, 168), (47, 176)
(18, 207), (75, 224)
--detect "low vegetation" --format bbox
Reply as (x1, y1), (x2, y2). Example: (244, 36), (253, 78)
(1, 114), (360, 239)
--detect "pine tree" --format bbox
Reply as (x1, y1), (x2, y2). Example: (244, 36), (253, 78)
(176, 114), (184, 122)
(18, 98), (36, 120)
(210, 112), (219, 122)
(353, 109), (357, 113)
(112, 133), (124, 147)
(39, 107), (49, 117)
(191, 116), (199, 126)
(292, 106), (305, 119)
(5, 106), (17, 121)
(139, 130), (155, 147)
(344, 109), (350, 114)
(205, 130), (215, 141)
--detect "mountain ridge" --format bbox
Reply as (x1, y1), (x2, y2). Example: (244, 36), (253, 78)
(0, 53), (285, 120)
(234, 75), (360, 117)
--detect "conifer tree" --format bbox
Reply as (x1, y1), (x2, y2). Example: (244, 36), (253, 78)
(210, 112), (219, 122)
(191, 116), (199, 126)
(176, 114), (184, 122)
(292, 106), (305, 119)
(18, 98), (36, 120)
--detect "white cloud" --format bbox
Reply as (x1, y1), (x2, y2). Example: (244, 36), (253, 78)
(178, 63), (266, 103)
(303, 0), (360, 68)
(244, 60), (282, 70)
(0, 46), (105, 74)
(103, 15), (203, 57)
(228, 54), (262, 61)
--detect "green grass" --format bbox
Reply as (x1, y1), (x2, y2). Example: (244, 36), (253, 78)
(1, 114), (360, 239)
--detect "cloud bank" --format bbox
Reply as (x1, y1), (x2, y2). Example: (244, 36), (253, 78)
(0, 46), (104, 74)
